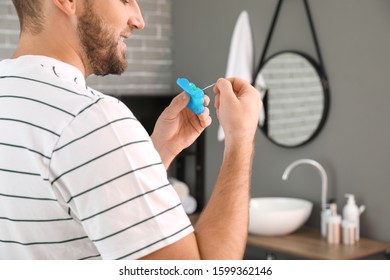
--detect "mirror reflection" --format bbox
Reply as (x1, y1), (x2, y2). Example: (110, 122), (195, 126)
(254, 51), (328, 147)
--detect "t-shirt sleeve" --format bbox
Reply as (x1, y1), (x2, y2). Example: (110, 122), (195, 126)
(49, 96), (193, 259)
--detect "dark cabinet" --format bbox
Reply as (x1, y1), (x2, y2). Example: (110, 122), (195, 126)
(120, 95), (205, 211)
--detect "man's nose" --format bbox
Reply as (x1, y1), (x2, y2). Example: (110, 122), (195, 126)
(129, 1), (145, 30)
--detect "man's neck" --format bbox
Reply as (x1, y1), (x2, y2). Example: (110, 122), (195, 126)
(12, 32), (90, 78)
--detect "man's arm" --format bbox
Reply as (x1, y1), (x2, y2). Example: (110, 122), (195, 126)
(141, 78), (261, 259)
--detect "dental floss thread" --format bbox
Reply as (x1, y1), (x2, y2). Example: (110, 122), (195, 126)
(202, 82), (216, 91)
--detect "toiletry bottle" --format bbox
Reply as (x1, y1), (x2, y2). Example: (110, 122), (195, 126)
(322, 204), (331, 237)
(342, 220), (356, 245)
(342, 194), (360, 240)
(326, 202), (341, 244)
(322, 198), (334, 238)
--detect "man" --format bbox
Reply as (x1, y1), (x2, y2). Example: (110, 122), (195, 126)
(0, 0), (261, 259)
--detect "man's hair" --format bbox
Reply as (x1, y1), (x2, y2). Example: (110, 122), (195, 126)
(12, 0), (44, 34)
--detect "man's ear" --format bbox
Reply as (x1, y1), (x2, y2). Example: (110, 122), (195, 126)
(52, 0), (77, 16)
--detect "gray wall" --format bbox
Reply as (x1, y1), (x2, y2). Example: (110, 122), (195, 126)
(172, 0), (390, 249)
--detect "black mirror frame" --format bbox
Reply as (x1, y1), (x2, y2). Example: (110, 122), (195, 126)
(254, 50), (330, 148)
(253, 0), (331, 148)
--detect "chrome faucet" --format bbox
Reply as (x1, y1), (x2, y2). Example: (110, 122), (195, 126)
(282, 159), (328, 237)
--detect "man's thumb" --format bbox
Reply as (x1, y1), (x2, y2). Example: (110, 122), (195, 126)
(165, 92), (189, 118)
(216, 78), (236, 104)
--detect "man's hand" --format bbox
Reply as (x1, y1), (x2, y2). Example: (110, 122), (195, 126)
(214, 78), (261, 147)
(151, 92), (212, 169)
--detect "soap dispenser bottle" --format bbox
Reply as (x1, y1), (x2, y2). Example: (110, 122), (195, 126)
(326, 202), (341, 244)
(342, 194), (365, 241)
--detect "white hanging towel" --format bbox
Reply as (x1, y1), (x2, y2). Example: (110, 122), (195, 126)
(219, 10), (254, 141)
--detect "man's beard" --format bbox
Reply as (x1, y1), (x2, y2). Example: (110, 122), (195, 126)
(77, 6), (127, 76)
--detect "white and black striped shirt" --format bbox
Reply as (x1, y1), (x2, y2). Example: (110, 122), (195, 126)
(0, 55), (193, 260)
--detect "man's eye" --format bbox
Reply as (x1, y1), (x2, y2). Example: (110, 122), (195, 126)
(121, 0), (130, 4)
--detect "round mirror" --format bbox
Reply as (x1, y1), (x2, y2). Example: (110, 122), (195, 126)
(254, 51), (330, 147)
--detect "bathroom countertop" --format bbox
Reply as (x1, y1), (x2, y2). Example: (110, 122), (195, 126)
(247, 226), (390, 260)
(188, 214), (389, 259)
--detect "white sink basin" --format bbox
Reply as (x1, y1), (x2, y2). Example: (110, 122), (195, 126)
(249, 197), (313, 236)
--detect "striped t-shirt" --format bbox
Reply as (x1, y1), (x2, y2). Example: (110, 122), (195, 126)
(0, 55), (193, 260)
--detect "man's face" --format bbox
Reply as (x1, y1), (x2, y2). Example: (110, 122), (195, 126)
(77, 1), (128, 76)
